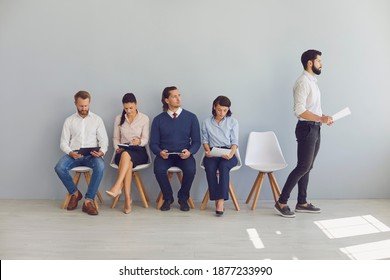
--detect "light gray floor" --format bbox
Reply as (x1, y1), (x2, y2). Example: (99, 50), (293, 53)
(1, 199), (389, 260)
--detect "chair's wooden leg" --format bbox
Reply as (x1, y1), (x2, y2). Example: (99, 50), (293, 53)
(268, 172), (281, 202)
(143, 187), (150, 202)
(176, 172), (183, 183)
(83, 171), (91, 184)
(134, 172), (149, 208)
(73, 172), (81, 185)
(268, 173), (278, 203)
(111, 195), (120, 208)
(156, 192), (163, 209)
(229, 182), (240, 211)
(246, 173), (262, 204)
(62, 194), (71, 209)
(200, 190), (210, 210)
(188, 197), (195, 209)
(251, 172), (265, 210)
(139, 177), (150, 202)
(94, 199), (99, 210)
(96, 191), (104, 203)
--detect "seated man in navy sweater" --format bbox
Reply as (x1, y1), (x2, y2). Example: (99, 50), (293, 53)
(150, 86), (201, 211)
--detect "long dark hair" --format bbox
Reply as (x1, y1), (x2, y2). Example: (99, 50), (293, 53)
(119, 93), (137, 126)
(212, 95), (232, 117)
(161, 86), (177, 112)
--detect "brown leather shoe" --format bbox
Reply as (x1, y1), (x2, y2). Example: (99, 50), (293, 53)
(82, 200), (98, 215)
(67, 190), (82, 210)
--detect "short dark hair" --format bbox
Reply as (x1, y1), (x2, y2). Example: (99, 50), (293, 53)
(161, 86), (177, 112)
(212, 95), (232, 117)
(301, 49), (322, 70)
(74, 90), (90, 102)
(120, 93), (137, 126)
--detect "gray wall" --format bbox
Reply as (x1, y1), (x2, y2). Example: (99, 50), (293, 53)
(1, 0), (389, 201)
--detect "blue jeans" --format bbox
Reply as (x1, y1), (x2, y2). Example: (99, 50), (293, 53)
(54, 154), (105, 200)
(153, 154), (196, 202)
(279, 121), (321, 205)
(203, 155), (237, 200)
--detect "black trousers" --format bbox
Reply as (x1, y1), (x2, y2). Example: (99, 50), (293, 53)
(278, 121), (321, 205)
(153, 154), (196, 202)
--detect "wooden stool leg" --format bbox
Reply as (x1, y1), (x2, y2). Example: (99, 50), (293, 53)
(229, 182), (240, 211)
(96, 192), (104, 203)
(246, 172), (262, 204)
(188, 197), (195, 209)
(176, 172), (183, 183)
(268, 172), (281, 202)
(251, 172), (265, 210)
(200, 190), (210, 210)
(134, 172), (149, 208)
(156, 192), (164, 209)
(73, 172), (81, 185)
(93, 199), (99, 210)
(111, 194), (121, 208)
(141, 179), (150, 202)
(61, 194), (71, 209)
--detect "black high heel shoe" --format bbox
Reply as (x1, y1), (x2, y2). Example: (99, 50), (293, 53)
(215, 200), (224, 216)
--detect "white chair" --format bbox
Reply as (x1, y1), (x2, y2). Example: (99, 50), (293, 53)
(156, 166), (196, 209)
(199, 149), (242, 211)
(109, 146), (152, 208)
(61, 166), (104, 210)
(245, 131), (288, 210)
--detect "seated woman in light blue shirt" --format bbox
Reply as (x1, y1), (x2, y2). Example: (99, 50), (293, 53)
(201, 95), (238, 216)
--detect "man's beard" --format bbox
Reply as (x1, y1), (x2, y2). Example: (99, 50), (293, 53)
(78, 109), (89, 117)
(313, 65), (321, 75)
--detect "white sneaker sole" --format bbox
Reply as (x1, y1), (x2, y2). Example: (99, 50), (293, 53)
(295, 209), (321, 213)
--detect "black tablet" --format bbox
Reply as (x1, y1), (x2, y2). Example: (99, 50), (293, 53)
(77, 147), (100, 156)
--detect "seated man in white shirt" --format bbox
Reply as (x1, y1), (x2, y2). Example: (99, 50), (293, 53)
(54, 90), (108, 215)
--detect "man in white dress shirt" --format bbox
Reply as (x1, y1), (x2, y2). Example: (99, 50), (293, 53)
(274, 50), (333, 218)
(54, 91), (108, 215)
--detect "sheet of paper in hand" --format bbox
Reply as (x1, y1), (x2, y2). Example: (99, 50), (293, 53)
(210, 147), (231, 157)
(332, 107), (351, 121)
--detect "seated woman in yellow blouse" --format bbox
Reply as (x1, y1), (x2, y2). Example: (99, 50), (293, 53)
(106, 93), (149, 214)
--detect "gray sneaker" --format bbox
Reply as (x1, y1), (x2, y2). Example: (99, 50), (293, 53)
(274, 203), (295, 218)
(295, 203), (321, 213)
